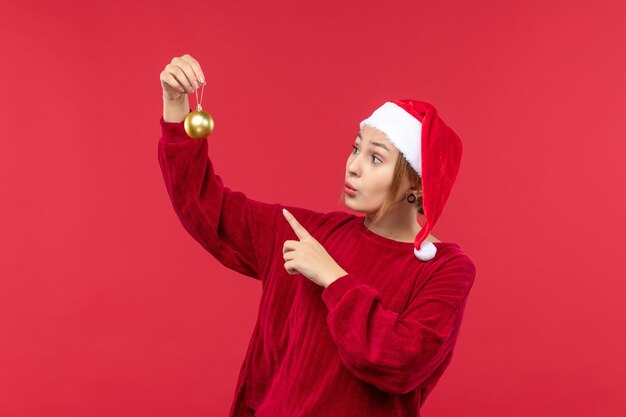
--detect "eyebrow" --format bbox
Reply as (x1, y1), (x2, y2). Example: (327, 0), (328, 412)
(356, 132), (391, 153)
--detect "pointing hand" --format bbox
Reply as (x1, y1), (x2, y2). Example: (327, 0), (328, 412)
(281, 208), (348, 288)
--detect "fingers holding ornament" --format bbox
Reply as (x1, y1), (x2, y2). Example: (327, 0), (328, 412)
(178, 54), (206, 88)
(160, 54), (205, 100)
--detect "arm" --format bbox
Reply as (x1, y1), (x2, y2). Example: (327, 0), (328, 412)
(321, 254), (476, 395)
(158, 111), (280, 280)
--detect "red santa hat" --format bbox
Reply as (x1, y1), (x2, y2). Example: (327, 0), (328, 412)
(359, 99), (463, 261)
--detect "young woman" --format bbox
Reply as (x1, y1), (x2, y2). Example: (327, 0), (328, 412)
(158, 54), (476, 417)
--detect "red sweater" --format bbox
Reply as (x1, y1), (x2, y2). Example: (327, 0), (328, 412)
(158, 115), (476, 417)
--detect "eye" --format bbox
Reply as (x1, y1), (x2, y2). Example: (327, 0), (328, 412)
(351, 145), (382, 164)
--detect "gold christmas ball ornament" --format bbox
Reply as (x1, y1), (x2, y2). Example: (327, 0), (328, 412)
(184, 104), (214, 139)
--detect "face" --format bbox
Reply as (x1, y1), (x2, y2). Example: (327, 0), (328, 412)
(344, 125), (409, 214)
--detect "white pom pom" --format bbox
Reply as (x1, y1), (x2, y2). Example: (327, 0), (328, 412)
(414, 240), (437, 261)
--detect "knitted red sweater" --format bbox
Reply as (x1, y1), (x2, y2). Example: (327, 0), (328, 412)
(158, 115), (476, 417)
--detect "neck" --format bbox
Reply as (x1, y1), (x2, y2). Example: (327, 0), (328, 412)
(364, 204), (423, 242)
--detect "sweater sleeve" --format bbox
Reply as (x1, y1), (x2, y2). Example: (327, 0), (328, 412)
(321, 254), (476, 395)
(158, 113), (280, 280)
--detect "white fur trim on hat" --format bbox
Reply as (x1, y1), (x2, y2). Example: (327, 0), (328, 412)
(359, 102), (423, 176)
(414, 240), (436, 261)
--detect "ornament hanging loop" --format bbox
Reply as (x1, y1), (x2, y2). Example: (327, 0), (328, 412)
(194, 84), (205, 111)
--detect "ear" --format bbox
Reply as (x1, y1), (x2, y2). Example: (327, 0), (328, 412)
(410, 179), (422, 197)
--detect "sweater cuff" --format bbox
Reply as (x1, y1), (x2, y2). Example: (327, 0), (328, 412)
(322, 273), (360, 311)
(159, 108), (193, 142)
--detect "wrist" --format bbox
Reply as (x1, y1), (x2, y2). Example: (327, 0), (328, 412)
(324, 267), (348, 288)
(162, 95), (190, 123)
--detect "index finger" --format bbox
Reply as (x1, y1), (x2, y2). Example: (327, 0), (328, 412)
(180, 54), (206, 84)
(282, 209), (308, 240)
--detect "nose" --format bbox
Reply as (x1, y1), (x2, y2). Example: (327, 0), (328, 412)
(347, 155), (360, 177)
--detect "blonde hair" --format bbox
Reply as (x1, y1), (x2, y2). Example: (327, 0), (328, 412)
(339, 153), (423, 222)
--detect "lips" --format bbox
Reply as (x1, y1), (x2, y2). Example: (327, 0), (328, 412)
(345, 181), (357, 191)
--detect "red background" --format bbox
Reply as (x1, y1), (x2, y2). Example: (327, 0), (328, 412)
(1, 0), (625, 416)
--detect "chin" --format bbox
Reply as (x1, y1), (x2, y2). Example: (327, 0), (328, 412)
(343, 197), (364, 213)
(343, 196), (355, 207)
